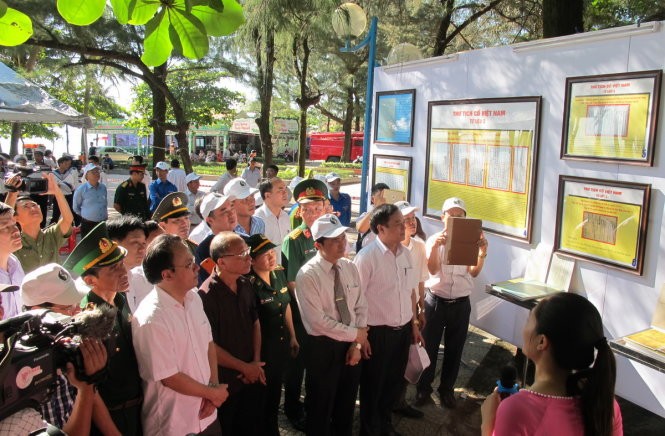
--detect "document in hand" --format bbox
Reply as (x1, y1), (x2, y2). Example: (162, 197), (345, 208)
(444, 217), (482, 265)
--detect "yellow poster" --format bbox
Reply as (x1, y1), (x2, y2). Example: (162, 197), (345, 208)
(373, 156), (410, 199)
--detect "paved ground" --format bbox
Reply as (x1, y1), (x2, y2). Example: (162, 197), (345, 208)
(95, 171), (665, 435)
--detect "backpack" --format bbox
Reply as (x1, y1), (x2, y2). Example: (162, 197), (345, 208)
(355, 229), (371, 253)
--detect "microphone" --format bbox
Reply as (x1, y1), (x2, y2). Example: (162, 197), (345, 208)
(69, 305), (117, 339)
(497, 365), (519, 399)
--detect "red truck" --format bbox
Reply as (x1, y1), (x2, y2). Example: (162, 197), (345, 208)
(308, 132), (363, 162)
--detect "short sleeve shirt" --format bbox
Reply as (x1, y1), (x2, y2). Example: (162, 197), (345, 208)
(114, 179), (150, 221)
(16, 224), (71, 273)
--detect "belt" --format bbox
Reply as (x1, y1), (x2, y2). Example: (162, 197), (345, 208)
(431, 294), (469, 304)
(107, 397), (143, 411)
(372, 322), (411, 331)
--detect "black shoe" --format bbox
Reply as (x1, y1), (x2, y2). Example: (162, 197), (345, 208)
(439, 391), (457, 409)
(413, 391), (433, 407)
(394, 405), (424, 419)
(288, 415), (306, 432)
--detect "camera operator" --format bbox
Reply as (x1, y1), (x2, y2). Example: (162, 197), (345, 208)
(5, 173), (74, 274)
(64, 222), (142, 436)
(30, 150), (51, 228)
(15, 263), (112, 436)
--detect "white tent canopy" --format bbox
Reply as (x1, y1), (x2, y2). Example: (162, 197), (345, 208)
(0, 62), (91, 128)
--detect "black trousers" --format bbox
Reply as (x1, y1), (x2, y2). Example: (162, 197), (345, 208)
(262, 341), (289, 436)
(90, 404), (142, 436)
(305, 336), (361, 436)
(417, 293), (471, 395)
(50, 194), (75, 226)
(359, 324), (411, 436)
(284, 303), (307, 418)
(80, 218), (101, 239)
(218, 382), (265, 436)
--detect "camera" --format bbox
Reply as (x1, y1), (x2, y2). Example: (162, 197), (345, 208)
(0, 308), (116, 421)
(4, 166), (49, 194)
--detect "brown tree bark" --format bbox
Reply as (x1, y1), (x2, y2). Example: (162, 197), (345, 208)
(543, 0), (584, 37)
(294, 35), (321, 177)
(253, 26), (275, 171)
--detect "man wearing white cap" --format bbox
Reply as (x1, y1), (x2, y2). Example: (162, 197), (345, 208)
(149, 161), (177, 213)
(20, 263), (111, 435)
(224, 178), (265, 236)
(73, 163), (107, 238)
(415, 197), (488, 410)
(326, 172), (352, 227)
(295, 214), (367, 436)
(185, 172), (205, 225)
(255, 178), (290, 261)
(166, 159), (187, 192)
(194, 192), (238, 286)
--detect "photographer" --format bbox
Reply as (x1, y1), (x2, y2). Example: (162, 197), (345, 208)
(5, 173), (74, 274)
(31, 150), (50, 228)
(16, 263), (113, 435)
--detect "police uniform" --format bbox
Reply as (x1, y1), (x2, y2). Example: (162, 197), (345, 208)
(152, 192), (198, 256)
(245, 234), (291, 436)
(114, 165), (150, 220)
(280, 178), (328, 424)
(63, 223), (142, 436)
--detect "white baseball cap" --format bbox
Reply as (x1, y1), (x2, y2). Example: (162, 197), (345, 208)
(185, 172), (202, 184)
(224, 177), (258, 200)
(82, 163), (100, 178)
(395, 200), (418, 216)
(325, 172), (341, 183)
(288, 176), (304, 191)
(200, 192), (235, 218)
(155, 161), (170, 171)
(442, 197), (466, 214)
(21, 263), (86, 307)
(311, 214), (349, 240)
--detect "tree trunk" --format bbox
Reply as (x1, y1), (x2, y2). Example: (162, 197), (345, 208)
(254, 26), (275, 172)
(543, 0), (584, 37)
(293, 35), (321, 177)
(151, 65), (167, 169)
(10, 123), (21, 157)
(81, 66), (92, 159)
(341, 86), (354, 162)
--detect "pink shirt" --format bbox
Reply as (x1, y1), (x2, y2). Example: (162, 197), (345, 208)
(494, 389), (623, 436)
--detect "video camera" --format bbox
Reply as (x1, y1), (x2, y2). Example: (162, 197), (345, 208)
(5, 166), (50, 194)
(0, 307), (117, 421)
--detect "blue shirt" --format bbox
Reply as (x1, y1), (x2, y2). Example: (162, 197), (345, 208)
(329, 192), (352, 226)
(234, 215), (265, 236)
(149, 179), (177, 213)
(73, 182), (108, 222)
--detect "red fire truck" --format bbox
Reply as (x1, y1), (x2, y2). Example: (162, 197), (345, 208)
(308, 132), (363, 162)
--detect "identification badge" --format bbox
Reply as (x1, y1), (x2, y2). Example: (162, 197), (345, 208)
(279, 287), (288, 294)
(261, 297), (275, 304)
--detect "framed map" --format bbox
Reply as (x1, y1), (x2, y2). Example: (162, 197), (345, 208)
(424, 97), (541, 242)
(554, 176), (651, 275)
(374, 89), (415, 146)
(561, 70), (662, 165)
(371, 154), (412, 202)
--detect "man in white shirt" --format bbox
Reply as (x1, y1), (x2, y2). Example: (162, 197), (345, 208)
(132, 234), (228, 435)
(296, 214), (367, 436)
(0, 201), (24, 319)
(166, 159), (187, 192)
(254, 177), (290, 262)
(210, 158), (238, 193)
(415, 197), (487, 410)
(353, 203), (423, 436)
(241, 157), (262, 188)
(185, 172), (205, 226)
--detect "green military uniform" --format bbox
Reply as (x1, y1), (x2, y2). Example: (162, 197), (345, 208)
(63, 222), (142, 436)
(114, 179), (150, 220)
(16, 224), (71, 273)
(289, 204), (302, 230)
(152, 191), (197, 255)
(282, 223), (317, 282)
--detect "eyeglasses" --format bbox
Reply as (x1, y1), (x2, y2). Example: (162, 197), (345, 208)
(222, 247), (251, 259)
(171, 257), (197, 270)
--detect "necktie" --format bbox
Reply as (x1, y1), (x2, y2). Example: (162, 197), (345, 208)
(333, 264), (352, 326)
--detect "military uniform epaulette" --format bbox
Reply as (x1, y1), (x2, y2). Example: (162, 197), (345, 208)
(120, 181), (128, 188)
(289, 228), (303, 239)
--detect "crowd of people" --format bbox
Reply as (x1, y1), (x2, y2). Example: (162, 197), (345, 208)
(0, 151), (623, 436)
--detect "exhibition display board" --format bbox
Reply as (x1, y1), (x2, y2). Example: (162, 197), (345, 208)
(370, 21), (665, 417)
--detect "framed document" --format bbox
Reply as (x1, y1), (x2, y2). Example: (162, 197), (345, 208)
(561, 70), (662, 165)
(374, 89), (415, 146)
(424, 97), (541, 242)
(371, 154), (412, 203)
(554, 175), (651, 275)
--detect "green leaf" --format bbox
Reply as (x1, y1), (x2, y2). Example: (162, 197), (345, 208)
(141, 9), (172, 66)
(0, 7), (33, 46)
(128, 0), (160, 25)
(208, 0), (224, 13)
(110, 0), (131, 24)
(192, 0), (243, 37)
(0, 1), (7, 19)
(57, 0), (106, 26)
(172, 0), (190, 13)
(168, 8), (208, 59)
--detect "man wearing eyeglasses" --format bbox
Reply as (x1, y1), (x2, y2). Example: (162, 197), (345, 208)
(199, 231), (266, 436)
(281, 178), (328, 431)
(132, 234), (228, 435)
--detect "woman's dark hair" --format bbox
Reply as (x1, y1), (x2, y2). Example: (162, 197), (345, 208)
(142, 234), (183, 284)
(413, 216), (427, 241)
(533, 293), (616, 436)
(369, 203), (399, 234)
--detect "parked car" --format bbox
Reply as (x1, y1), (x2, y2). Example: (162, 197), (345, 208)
(90, 146), (134, 163)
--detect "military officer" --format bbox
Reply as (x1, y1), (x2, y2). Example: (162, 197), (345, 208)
(63, 222), (142, 436)
(281, 178), (328, 430)
(152, 191), (198, 255)
(245, 233), (298, 436)
(113, 164), (150, 220)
